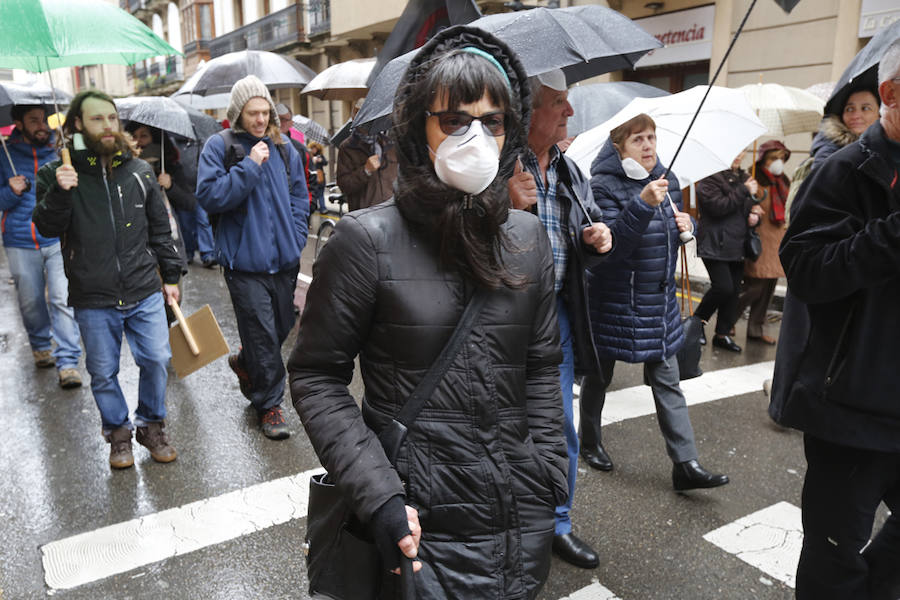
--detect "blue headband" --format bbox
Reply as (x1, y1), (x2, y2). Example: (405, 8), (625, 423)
(460, 46), (511, 89)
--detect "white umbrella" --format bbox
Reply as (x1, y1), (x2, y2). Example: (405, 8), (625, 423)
(738, 82), (825, 136)
(565, 85), (767, 188)
(301, 57), (376, 101)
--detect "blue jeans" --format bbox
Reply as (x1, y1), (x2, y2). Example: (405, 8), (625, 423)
(5, 243), (81, 368)
(74, 292), (171, 433)
(555, 296), (578, 536)
(176, 205), (215, 261)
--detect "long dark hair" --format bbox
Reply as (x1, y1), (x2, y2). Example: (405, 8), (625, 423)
(392, 27), (531, 290)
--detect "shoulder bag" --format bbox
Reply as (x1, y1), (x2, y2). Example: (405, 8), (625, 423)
(676, 246), (704, 380)
(305, 288), (488, 600)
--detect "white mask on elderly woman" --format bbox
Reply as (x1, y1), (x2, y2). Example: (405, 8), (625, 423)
(768, 159), (785, 176)
(430, 122), (500, 195)
(621, 157), (651, 180)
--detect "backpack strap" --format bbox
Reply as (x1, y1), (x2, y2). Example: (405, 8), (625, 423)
(217, 129), (246, 173)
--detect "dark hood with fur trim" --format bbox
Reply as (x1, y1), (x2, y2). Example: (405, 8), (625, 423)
(810, 114), (860, 166)
(390, 26), (531, 235)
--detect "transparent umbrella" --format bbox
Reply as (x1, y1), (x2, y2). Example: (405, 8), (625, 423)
(292, 115), (330, 146)
(302, 58), (376, 102)
(738, 82), (825, 136)
(173, 50), (316, 98)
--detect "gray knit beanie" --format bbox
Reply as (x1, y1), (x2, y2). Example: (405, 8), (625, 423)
(226, 75), (278, 134)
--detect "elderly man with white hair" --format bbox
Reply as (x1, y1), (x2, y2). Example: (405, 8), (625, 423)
(770, 38), (900, 599)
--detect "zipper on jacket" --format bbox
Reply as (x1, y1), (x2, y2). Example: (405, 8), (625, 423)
(102, 166), (125, 305)
(824, 304), (857, 387)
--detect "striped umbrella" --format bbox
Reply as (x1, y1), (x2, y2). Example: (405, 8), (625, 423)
(738, 83), (825, 136)
(291, 115), (330, 145)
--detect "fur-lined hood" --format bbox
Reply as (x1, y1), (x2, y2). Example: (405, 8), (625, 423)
(810, 114), (859, 160)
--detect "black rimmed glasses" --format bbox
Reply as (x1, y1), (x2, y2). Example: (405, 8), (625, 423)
(425, 110), (508, 137)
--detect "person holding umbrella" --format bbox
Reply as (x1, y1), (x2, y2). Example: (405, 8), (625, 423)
(0, 104), (82, 388)
(507, 68), (612, 569)
(290, 26), (568, 598)
(579, 114), (730, 492)
(33, 90), (181, 469)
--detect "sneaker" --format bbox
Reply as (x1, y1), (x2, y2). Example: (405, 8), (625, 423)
(106, 426), (134, 469)
(33, 349), (55, 368)
(58, 368), (82, 389)
(260, 406), (290, 440)
(136, 421), (177, 463)
(228, 353), (253, 400)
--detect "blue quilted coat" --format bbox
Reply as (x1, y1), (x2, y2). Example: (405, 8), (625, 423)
(586, 139), (688, 363)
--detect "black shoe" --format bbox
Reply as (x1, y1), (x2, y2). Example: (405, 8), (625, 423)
(260, 406), (290, 440)
(672, 459), (729, 491)
(712, 335), (741, 353)
(581, 444), (613, 471)
(552, 533), (599, 569)
(201, 257), (217, 269)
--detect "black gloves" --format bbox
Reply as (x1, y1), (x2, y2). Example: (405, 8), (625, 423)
(369, 494), (410, 571)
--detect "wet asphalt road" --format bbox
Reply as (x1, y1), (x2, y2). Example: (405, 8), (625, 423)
(0, 240), (806, 600)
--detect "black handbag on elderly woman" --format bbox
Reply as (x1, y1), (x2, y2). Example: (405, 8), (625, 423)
(745, 226), (762, 262)
(304, 289), (487, 600)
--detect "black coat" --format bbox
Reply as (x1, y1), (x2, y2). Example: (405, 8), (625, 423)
(33, 147), (181, 308)
(770, 121), (900, 452)
(695, 168), (756, 261)
(288, 203), (567, 599)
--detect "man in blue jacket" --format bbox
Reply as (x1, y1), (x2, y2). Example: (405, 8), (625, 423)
(196, 75), (309, 440)
(1, 104), (82, 388)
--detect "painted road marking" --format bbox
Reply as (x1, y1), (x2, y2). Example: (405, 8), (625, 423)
(559, 581), (622, 599)
(41, 361), (774, 591)
(703, 501), (802, 588)
(41, 467), (324, 591)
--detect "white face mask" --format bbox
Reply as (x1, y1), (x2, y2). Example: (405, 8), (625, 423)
(430, 123), (500, 195)
(621, 157), (650, 180)
(768, 158), (785, 176)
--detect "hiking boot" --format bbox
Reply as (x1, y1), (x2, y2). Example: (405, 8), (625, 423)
(106, 426), (134, 469)
(58, 368), (82, 389)
(33, 349), (55, 368)
(228, 353), (252, 400)
(136, 421), (177, 463)
(260, 405), (290, 440)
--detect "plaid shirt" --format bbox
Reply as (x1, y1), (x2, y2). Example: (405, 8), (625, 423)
(522, 146), (567, 292)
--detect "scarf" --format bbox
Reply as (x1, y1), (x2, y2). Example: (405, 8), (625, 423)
(764, 168), (789, 224)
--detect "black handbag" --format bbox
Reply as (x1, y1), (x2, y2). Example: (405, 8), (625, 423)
(745, 227), (762, 261)
(675, 246), (703, 380)
(305, 288), (488, 600)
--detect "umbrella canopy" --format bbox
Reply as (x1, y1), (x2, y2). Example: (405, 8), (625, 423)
(825, 19), (900, 116)
(291, 115), (329, 145)
(331, 118), (354, 147)
(353, 8), (661, 130)
(804, 81), (837, 103)
(0, 80), (72, 125)
(565, 86), (768, 188)
(0, 0), (180, 72)
(738, 82), (824, 136)
(302, 58), (376, 101)
(115, 96), (222, 142)
(567, 81), (669, 137)
(173, 50), (317, 98)
(173, 92), (230, 110)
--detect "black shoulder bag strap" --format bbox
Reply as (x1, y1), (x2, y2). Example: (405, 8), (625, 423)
(377, 287), (488, 463)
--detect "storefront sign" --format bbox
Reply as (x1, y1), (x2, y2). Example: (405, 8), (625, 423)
(634, 5), (715, 69)
(859, 0), (900, 38)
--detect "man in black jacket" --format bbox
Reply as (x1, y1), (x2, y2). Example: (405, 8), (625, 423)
(33, 90), (181, 470)
(507, 69), (612, 569)
(771, 39), (900, 599)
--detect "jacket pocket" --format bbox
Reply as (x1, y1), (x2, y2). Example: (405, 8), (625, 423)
(823, 303), (856, 391)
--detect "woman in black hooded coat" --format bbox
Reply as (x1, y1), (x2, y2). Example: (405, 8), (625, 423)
(289, 26), (567, 599)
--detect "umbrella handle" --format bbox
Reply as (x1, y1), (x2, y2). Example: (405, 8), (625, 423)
(170, 300), (200, 356)
(60, 147), (72, 167)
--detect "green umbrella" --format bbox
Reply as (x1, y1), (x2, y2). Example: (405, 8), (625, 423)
(0, 0), (180, 72)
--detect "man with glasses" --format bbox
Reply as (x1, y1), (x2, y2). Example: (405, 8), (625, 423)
(507, 69), (612, 569)
(771, 38), (900, 599)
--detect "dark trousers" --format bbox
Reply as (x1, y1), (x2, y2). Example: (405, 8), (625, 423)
(224, 265), (299, 412)
(797, 434), (900, 600)
(580, 356), (697, 463)
(737, 276), (777, 338)
(695, 259), (744, 335)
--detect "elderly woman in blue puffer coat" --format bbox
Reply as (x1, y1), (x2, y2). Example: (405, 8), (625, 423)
(577, 113), (729, 492)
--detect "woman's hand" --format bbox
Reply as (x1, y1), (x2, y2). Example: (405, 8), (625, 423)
(392, 505), (423, 574)
(582, 222), (612, 254)
(158, 172), (172, 190)
(640, 177), (668, 207)
(674, 210), (692, 233)
(744, 177), (759, 197)
(748, 213), (760, 227)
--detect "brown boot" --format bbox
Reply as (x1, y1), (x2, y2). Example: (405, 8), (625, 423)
(33, 349), (55, 368)
(106, 426), (134, 469)
(136, 421), (177, 463)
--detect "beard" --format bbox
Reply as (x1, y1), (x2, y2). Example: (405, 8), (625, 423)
(22, 127), (50, 146)
(82, 129), (129, 157)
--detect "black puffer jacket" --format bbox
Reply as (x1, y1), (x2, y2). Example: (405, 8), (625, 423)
(34, 146), (181, 308)
(771, 121), (900, 452)
(288, 27), (566, 600)
(695, 168), (757, 261)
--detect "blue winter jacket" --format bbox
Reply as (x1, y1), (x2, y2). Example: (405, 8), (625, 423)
(195, 131), (309, 273)
(586, 139), (688, 363)
(0, 129), (59, 249)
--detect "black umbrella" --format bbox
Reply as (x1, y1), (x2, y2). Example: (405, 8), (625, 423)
(824, 19), (900, 116)
(353, 8), (661, 130)
(115, 96), (221, 142)
(567, 81), (669, 137)
(330, 118), (353, 147)
(0, 80), (72, 125)
(172, 50), (317, 98)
